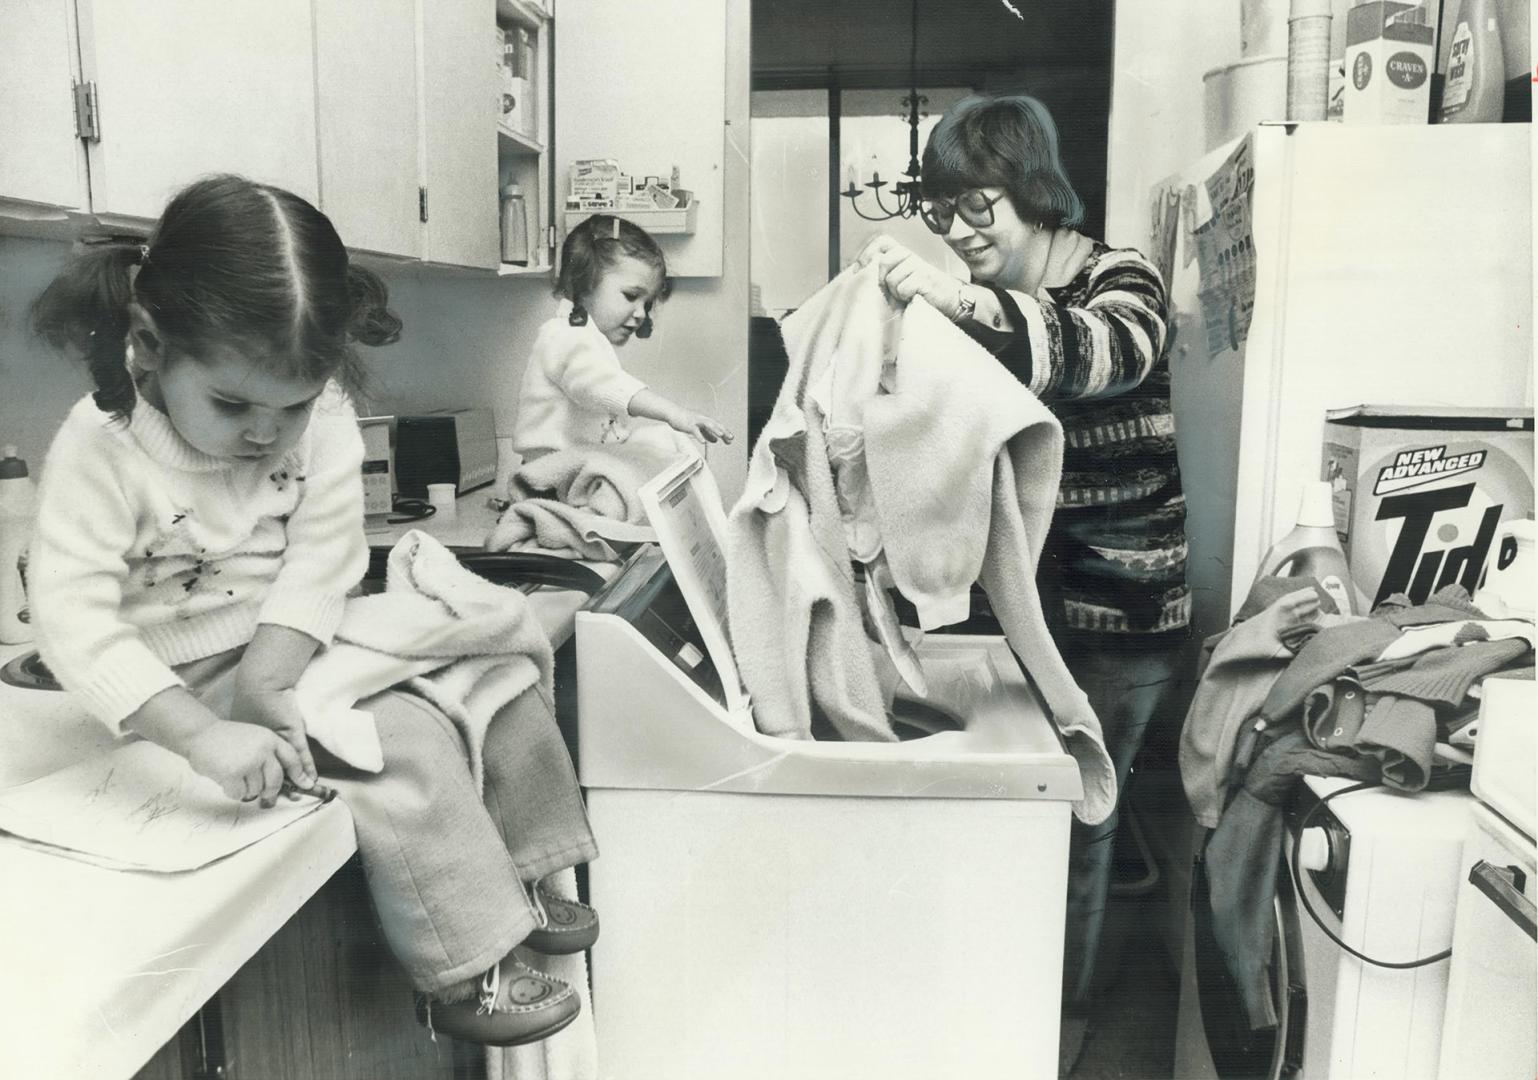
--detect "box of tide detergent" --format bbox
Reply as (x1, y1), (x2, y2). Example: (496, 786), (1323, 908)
(1323, 405), (1533, 612)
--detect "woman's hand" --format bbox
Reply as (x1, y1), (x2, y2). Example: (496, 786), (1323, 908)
(231, 684), (318, 790)
(184, 721), (306, 807)
(854, 234), (964, 319)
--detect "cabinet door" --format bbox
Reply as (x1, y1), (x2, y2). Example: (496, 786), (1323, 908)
(419, 0), (500, 269)
(76, 0), (319, 222)
(314, 0), (422, 258)
(0, 0), (87, 211)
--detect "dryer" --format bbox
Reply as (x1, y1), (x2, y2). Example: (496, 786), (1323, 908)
(1176, 775), (1473, 1079)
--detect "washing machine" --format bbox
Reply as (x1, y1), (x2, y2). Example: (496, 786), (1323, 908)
(1175, 774), (1474, 1079)
(574, 457), (1084, 1080)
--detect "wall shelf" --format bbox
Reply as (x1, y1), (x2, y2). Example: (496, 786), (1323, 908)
(563, 200), (699, 235)
(497, 261), (552, 277)
(496, 0), (548, 32)
(498, 124), (543, 156)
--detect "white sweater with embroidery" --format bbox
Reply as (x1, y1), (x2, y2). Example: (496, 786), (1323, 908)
(28, 390), (367, 731)
(512, 300), (650, 461)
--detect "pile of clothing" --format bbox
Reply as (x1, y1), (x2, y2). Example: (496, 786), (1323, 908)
(1181, 576), (1535, 1028)
(724, 263), (1116, 826)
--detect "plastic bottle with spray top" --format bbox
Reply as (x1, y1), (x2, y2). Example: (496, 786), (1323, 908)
(1256, 479), (1358, 615)
(0, 445), (37, 644)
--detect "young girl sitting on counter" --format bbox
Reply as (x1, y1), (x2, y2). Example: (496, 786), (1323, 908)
(513, 213), (732, 463)
(27, 174), (597, 1049)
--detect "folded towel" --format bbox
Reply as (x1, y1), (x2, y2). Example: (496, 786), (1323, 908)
(293, 530), (553, 787)
(486, 442), (675, 559)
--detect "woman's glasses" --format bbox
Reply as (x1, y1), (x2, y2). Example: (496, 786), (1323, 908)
(918, 189), (1007, 235)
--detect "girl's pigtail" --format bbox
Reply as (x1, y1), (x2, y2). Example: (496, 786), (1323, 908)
(30, 241), (141, 419)
(345, 264), (402, 347)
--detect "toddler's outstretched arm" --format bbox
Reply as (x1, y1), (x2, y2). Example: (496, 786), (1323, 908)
(125, 687), (306, 807)
(628, 387), (734, 444)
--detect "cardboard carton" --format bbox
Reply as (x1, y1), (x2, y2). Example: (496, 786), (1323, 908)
(1344, 1), (1437, 124)
(1323, 405), (1533, 610)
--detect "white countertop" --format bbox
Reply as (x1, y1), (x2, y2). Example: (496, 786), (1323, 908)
(0, 490), (610, 1079)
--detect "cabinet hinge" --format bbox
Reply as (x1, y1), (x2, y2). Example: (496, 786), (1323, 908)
(72, 81), (100, 142)
(418, 187), (428, 223)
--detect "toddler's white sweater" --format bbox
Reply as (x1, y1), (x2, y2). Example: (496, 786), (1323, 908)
(28, 391), (367, 731)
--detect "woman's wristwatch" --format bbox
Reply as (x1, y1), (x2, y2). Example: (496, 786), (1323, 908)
(952, 286), (976, 324)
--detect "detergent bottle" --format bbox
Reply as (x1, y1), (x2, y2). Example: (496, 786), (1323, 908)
(0, 445), (37, 644)
(1257, 479), (1357, 615)
(1439, 0), (1505, 124)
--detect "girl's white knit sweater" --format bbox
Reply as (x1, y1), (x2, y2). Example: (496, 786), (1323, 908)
(28, 390), (367, 731)
(512, 300), (649, 461)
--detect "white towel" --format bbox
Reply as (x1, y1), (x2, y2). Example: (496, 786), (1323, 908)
(486, 442), (675, 559)
(293, 529), (553, 786)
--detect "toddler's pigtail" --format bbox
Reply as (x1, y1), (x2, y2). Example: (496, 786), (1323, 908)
(31, 241), (141, 419)
(345, 264), (402, 348)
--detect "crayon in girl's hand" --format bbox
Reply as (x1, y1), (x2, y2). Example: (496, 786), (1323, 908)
(280, 779), (339, 803)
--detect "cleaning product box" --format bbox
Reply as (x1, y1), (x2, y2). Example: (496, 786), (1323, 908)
(1322, 405), (1534, 611)
(1343, 1), (1436, 123)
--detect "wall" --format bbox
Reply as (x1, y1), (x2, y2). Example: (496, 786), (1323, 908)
(0, 0), (751, 504)
(1104, 0), (1240, 249)
(749, 87), (969, 317)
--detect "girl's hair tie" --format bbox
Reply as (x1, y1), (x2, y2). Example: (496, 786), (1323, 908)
(611, 217), (620, 240)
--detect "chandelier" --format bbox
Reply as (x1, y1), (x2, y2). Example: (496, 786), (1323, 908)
(841, 0), (926, 221)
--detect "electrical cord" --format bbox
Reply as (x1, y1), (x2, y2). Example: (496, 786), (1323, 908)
(1291, 770), (1470, 970)
(387, 497), (437, 524)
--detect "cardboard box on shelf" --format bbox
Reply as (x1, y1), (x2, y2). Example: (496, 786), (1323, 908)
(1343, 1), (1436, 124)
(569, 159), (620, 202)
(1322, 405), (1534, 611)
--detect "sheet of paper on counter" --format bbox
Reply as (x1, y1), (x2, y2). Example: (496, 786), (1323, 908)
(0, 739), (326, 873)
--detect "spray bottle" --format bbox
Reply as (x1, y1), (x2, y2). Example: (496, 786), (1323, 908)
(1257, 480), (1357, 615)
(0, 445), (37, 644)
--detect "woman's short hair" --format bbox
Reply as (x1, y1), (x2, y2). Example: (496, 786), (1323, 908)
(921, 94), (1084, 230)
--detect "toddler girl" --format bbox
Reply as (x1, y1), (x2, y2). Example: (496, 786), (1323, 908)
(28, 175), (596, 1047)
(512, 213), (731, 462)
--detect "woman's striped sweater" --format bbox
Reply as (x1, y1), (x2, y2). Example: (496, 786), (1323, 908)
(964, 241), (1190, 635)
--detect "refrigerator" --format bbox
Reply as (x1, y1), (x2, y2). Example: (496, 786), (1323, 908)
(1131, 120), (1532, 978)
(1156, 122), (1532, 643)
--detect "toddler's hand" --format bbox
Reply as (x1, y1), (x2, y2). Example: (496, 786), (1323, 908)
(231, 686), (318, 790)
(672, 410), (733, 445)
(185, 722), (305, 807)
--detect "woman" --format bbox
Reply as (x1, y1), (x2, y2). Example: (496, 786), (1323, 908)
(856, 93), (1191, 1028)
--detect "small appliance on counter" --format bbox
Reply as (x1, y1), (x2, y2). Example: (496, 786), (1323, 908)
(392, 407), (498, 499)
(356, 416), (394, 519)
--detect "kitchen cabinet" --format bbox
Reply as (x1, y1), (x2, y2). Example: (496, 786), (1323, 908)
(497, 0), (557, 276)
(315, 0), (423, 260)
(420, 0), (501, 270)
(0, 0), (88, 217)
(75, 0), (320, 224)
(1, 0), (558, 274)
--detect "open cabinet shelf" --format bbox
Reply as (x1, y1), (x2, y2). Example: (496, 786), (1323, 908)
(494, 0), (554, 272)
